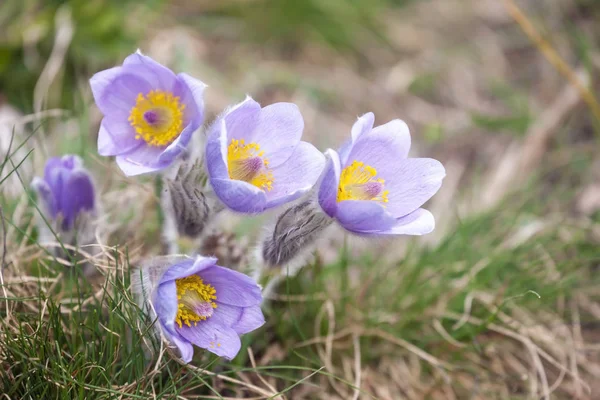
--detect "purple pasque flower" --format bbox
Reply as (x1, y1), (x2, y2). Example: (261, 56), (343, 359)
(205, 96), (325, 213)
(31, 155), (95, 231)
(90, 50), (206, 176)
(318, 113), (445, 236)
(152, 256), (264, 362)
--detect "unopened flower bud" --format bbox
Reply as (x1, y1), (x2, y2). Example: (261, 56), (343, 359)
(164, 175), (210, 238)
(31, 155), (97, 250)
(261, 199), (332, 269)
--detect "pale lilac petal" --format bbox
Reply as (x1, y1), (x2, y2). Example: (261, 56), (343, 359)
(200, 265), (262, 307)
(250, 102), (304, 167)
(221, 97), (262, 144)
(205, 119), (229, 180)
(375, 208), (435, 236)
(338, 112), (374, 164)
(89, 67), (125, 115)
(210, 178), (267, 213)
(176, 72), (207, 123)
(381, 158), (445, 218)
(61, 169), (95, 229)
(177, 322), (241, 359)
(31, 177), (56, 216)
(168, 331), (194, 363)
(115, 155), (164, 176)
(123, 51), (177, 91)
(211, 303), (243, 327)
(154, 282), (195, 363)
(157, 122), (196, 164)
(318, 149), (342, 218)
(345, 120), (411, 173)
(155, 280), (178, 333)
(159, 256), (217, 283)
(93, 73), (151, 117)
(97, 118), (142, 156)
(335, 201), (397, 234)
(232, 306), (265, 335)
(369, 119), (411, 159)
(115, 144), (178, 177)
(265, 142), (325, 209)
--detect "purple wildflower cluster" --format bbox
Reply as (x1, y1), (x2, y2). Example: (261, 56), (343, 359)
(32, 50), (445, 364)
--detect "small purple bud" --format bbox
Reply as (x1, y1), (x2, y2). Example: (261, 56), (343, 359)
(32, 155), (96, 231)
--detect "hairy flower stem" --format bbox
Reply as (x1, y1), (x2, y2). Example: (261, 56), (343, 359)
(160, 162), (224, 254)
(260, 199), (332, 270)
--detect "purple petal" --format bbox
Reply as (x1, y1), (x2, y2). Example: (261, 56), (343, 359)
(45, 164), (70, 215)
(264, 141), (325, 209)
(335, 200), (397, 234)
(345, 119), (411, 172)
(338, 113), (374, 164)
(159, 256), (217, 284)
(211, 303), (244, 327)
(176, 72), (207, 123)
(93, 73), (152, 117)
(167, 331), (194, 363)
(89, 66), (125, 115)
(157, 122), (196, 165)
(154, 281), (195, 362)
(250, 102), (304, 168)
(114, 145), (170, 176)
(61, 169), (95, 229)
(177, 322), (241, 359)
(210, 178), (267, 213)
(31, 177), (56, 217)
(97, 118), (142, 157)
(200, 265), (262, 307)
(122, 51), (177, 91)
(60, 155), (82, 170)
(317, 149), (342, 218)
(381, 158), (445, 218)
(221, 97), (262, 144)
(232, 305), (265, 335)
(205, 119), (230, 180)
(115, 156), (164, 176)
(43, 157), (63, 179)
(370, 119), (411, 159)
(375, 208), (435, 236)
(155, 280), (179, 333)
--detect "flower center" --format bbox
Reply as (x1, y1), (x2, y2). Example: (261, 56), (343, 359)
(227, 139), (273, 191)
(174, 275), (217, 328)
(128, 90), (185, 147)
(337, 161), (389, 203)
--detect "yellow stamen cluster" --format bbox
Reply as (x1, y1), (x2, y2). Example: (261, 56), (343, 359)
(227, 139), (274, 191)
(128, 90), (185, 147)
(175, 275), (217, 328)
(337, 161), (389, 203)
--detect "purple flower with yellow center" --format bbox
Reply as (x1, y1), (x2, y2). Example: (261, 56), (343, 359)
(205, 97), (325, 213)
(151, 256), (264, 362)
(31, 155), (95, 231)
(90, 50), (206, 176)
(318, 113), (445, 235)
